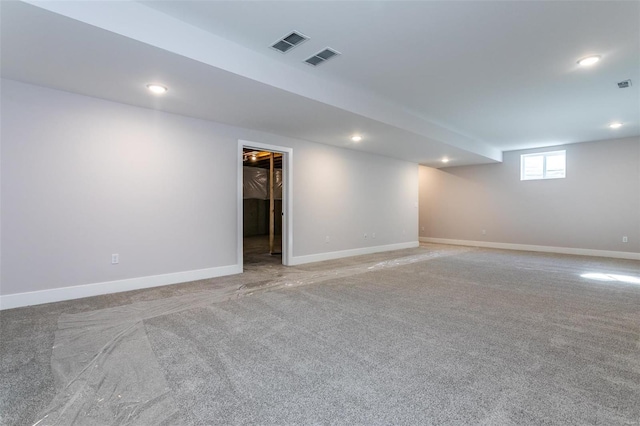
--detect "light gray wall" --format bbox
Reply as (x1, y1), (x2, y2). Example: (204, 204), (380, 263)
(1, 79), (418, 296)
(291, 140), (418, 255)
(419, 137), (640, 253)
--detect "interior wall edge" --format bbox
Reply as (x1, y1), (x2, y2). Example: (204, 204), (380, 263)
(0, 263), (242, 311)
(420, 237), (640, 261)
(289, 241), (420, 266)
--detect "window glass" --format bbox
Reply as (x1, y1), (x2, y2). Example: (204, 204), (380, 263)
(523, 155), (544, 180)
(521, 150), (565, 180)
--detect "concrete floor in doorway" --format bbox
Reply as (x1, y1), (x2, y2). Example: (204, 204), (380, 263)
(243, 234), (283, 268)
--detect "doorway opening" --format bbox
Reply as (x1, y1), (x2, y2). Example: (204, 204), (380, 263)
(237, 140), (292, 270)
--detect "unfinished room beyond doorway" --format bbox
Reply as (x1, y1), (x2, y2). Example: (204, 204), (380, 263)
(238, 140), (293, 269)
(243, 148), (282, 266)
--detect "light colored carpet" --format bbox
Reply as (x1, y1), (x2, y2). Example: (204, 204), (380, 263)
(1, 244), (639, 425)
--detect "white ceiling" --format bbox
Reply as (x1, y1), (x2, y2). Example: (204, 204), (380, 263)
(2, 1), (639, 167)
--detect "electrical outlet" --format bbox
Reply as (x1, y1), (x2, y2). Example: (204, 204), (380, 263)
(372, 232), (376, 239)
(421, 226), (425, 231)
(325, 236), (330, 243)
(111, 254), (119, 264)
(622, 236), (628, 243)
(482, 229), (487, 235)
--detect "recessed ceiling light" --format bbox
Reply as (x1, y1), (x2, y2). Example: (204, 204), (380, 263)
(351, 135), (362, 142)
(251, 154), (257, 161)
(146, 84), (168, 94)
(442, 158), (450, 163)
(609, 122), (623, 129)
(577, 55), (601, 66)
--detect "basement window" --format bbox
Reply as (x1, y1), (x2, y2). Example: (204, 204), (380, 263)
(520, 150), (566, 180)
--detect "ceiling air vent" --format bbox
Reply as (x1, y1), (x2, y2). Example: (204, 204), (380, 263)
(271, 31), (309, 53)
(618, 79), (632, 89)
(304, 48), (340, 66)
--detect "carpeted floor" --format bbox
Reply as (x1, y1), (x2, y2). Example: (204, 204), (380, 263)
(1, 243), (639, 425)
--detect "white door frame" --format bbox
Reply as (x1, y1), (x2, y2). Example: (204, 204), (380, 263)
(238, 139), (293, 268)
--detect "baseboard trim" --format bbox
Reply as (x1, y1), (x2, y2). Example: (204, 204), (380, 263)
(0, 264), (242, 311)
(419, 237), (640, 260)
(290, 241), (420, 266)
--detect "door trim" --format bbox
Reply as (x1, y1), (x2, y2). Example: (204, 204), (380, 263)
(238, 139), (293, 268)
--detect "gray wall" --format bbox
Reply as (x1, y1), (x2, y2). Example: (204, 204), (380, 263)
(419, 137), (640, 253)
(1, 79), (418, 296)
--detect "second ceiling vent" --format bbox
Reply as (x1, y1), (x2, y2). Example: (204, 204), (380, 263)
(271, 31), (309, 53)
(304, 48), (340, 66)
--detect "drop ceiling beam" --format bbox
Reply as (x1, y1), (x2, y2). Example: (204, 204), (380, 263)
(23, 0), (502, 163)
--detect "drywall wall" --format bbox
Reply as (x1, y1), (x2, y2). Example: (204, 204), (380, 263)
(419, 137), (640, 254)
(1, 79), (418, 303)
(291, 138), (418, 258)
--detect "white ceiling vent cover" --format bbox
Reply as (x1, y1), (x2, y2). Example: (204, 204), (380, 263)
(271, 31), (309, 53)
(305, 48), (341, 66)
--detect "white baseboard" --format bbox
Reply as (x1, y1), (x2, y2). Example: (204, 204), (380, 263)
(290, 241), (420, 266)
(420, 237), (640, 261)
(0, 264), (242, 311)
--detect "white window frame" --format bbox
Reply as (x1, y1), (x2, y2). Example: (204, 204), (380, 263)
(520, 150), (566, 181)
